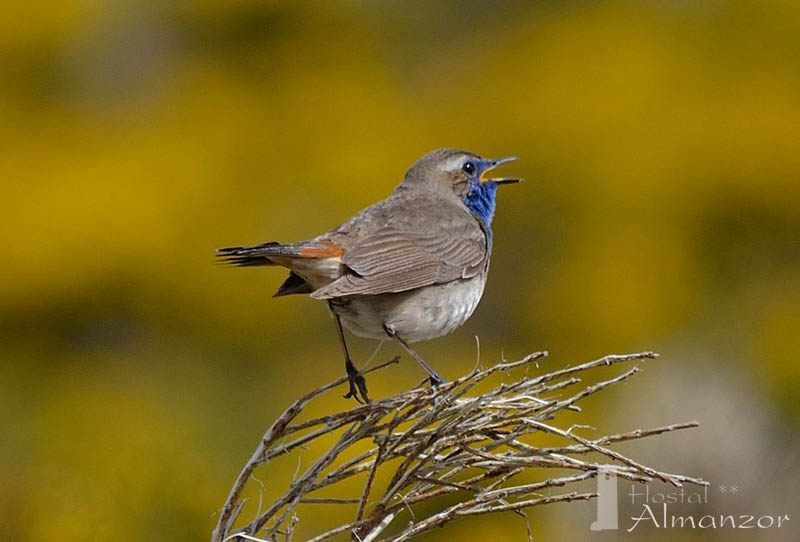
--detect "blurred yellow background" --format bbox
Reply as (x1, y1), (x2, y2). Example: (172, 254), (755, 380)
(2, 1), (798, 540)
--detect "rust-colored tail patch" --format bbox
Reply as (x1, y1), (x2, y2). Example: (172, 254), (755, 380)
(298, 239), (345, 258)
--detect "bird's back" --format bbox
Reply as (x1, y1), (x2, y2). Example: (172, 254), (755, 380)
(313, 186), (490, 299)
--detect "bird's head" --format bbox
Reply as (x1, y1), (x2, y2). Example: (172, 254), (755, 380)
(402, 148), (521, 228)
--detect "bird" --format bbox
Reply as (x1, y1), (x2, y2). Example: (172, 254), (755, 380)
(217, 148), (521, 403)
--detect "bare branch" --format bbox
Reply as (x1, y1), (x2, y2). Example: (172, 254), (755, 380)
(211, 350), (705, 542)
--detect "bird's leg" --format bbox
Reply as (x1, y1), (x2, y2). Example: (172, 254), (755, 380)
(329, 302), (370, 403)
(383, 324), (445, 388)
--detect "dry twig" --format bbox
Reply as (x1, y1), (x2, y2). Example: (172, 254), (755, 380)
(211, 351), (706, 542)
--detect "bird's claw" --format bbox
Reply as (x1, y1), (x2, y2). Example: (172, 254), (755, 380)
(428, 374), (445, 406)
(344, 362), (370, 404)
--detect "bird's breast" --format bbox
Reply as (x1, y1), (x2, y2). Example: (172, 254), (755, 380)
(332, 275), (487, 342)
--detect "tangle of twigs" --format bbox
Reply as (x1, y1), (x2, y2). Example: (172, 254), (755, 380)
(211, 351), (706, 542)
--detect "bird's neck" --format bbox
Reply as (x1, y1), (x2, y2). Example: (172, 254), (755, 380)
(462, 180), (498, 235)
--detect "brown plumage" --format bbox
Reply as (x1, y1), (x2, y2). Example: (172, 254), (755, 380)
(218, 148), (521, 403)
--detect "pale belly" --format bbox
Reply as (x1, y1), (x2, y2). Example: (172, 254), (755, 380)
(331, 276), (487, 342)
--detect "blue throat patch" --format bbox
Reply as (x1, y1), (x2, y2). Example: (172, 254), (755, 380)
(463, 179), (498, 240)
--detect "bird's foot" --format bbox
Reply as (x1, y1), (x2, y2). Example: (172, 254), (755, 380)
(344, 360), (370, 404)
(428, 375), (446, 407)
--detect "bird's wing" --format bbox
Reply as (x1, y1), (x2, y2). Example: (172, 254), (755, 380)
(310, 212), (487, 299)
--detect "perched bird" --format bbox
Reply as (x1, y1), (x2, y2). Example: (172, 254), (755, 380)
(218, 148), (521, 403)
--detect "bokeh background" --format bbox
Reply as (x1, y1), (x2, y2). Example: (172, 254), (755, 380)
(2, 1), (799, 540)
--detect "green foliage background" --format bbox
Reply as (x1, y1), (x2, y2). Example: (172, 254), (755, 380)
(2, 1), (798, 540)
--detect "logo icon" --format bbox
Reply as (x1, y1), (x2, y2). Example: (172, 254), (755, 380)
(591, 466), (619, 531)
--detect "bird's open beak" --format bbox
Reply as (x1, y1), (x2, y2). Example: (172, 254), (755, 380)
(481, 156), (523, 185)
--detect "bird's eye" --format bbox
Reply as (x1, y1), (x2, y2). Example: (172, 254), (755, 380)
(462, 161), (476, 175)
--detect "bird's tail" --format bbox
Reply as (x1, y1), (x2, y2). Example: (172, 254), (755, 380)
(216, 242), (295, 267)
(216, 239), (343, 267)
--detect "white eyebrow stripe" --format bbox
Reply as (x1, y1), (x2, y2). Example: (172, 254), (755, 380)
(444, 156), (465, 171)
